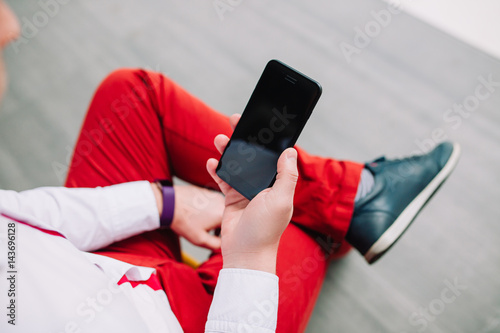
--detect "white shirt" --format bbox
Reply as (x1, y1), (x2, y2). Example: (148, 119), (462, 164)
(0, 181), (278, 332)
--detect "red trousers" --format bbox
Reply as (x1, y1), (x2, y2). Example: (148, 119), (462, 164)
(65, 69), (363, 333)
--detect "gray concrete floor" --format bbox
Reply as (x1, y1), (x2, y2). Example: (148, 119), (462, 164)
(1, 0), (499, 332)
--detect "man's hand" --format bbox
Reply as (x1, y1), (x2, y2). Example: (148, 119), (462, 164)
(151, 180), (224, 250)
(170, 185), (224, 250)
(206, 114), (299, 274)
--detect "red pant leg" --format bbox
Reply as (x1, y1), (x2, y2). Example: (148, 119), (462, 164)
(65, 68), (231, 189)
(65, 68), (362, 332)
(294, 147), (363, 241)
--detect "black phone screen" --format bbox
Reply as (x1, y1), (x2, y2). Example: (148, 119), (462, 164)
(216, 60), (321, 200)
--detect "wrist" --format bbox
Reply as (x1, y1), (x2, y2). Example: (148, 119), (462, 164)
(151, 181), (175, 228)
(151, 182), (163, 216)
(159, 185), (175, 228)
(222, 247), (278, 275)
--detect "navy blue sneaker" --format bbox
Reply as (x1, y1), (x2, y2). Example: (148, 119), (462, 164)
(345, 142), (461, 264)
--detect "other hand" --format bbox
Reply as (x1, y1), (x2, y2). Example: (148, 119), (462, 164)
(170, 184), (224, 250)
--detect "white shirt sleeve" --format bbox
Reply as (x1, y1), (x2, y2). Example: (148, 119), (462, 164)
(0, 181), (160, 251)
(205, 269), (279, 333)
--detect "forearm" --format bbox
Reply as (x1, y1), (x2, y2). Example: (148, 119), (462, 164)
(150, 182), (163, 216)
(0, 181), (160, 251)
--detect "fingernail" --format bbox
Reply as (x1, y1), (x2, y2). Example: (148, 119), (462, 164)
(286, 149), (297, 161)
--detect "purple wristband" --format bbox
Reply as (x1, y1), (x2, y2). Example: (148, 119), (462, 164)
(159, 185), (175, 228)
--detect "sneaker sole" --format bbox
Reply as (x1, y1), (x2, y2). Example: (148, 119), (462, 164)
(364, 143), (462, 264)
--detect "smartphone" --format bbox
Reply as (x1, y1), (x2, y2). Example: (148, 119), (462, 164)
(216, 59), (322, 200)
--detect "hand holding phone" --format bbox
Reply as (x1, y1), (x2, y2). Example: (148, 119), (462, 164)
(207, 131), (299, 273)
(216, 60), (322, 200)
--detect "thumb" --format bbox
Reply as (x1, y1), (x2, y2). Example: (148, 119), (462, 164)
(271, 148), (299, 201)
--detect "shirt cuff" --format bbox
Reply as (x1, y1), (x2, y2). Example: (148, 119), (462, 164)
(205, 268), (279, 333)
